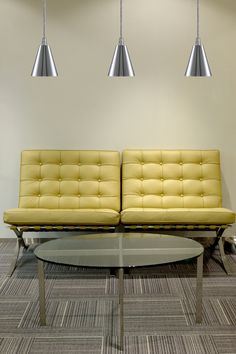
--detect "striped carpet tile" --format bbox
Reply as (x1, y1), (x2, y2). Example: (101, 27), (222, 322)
(0, 338), (33, 354)
(0, 241), (235, 354)
(148, 335), (219, 354)
(103, 336), (150, 354)
(212, 334), (236, 354)
(51, 276), (107, 299)
(27, 337), (102, 354)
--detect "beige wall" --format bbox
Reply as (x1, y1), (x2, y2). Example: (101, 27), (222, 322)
(0, 0), (236, 238)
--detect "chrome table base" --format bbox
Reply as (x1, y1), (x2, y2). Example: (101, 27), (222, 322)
(37, 255), (203, 351)
(38, 260), (46, 326)
(196, 253), (203, 323)
(118, 268), (124, 350)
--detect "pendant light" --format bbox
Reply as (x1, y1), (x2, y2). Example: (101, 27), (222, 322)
(108, 0), (135, 77)
(32, 0), (58, 77)
(185, 0), (212, 77)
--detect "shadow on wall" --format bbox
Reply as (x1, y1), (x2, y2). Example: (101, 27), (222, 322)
(15, 0), (104, 17)
(20, 0), (236, 14)
(207, 0), (236, 14)
(221, 173), (234, 210)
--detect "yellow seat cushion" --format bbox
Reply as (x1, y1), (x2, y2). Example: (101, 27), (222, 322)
(121, 150), (235, 226)
(4, 208), (120, 226)
(3, 150), (121, 228)
(121, 208), (235, 225)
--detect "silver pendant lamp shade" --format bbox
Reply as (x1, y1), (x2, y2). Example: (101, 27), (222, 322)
(185, 0), (211, 77)
(108, 0), (135, 77)
(32, 0), (58, 77)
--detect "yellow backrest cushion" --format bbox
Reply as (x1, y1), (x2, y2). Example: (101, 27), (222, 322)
(19, 150), (120, 211)
(122, 150), (222, 209)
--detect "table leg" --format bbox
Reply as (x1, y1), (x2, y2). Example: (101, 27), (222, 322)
(38, 259), (46, 326)
(118, 268), (124, 351)
(196, 253), (203, 323)
(218, 237), (233, 275)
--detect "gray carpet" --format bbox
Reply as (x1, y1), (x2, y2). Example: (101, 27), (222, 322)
(0, 240), (235, 354)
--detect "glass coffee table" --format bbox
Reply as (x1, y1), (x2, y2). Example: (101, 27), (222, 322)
(34, 233), (204, 351)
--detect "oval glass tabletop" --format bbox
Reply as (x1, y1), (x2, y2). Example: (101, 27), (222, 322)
(34, 233), (204, 268)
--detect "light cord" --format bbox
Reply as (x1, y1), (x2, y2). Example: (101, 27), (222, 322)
(197, 0), (200, 39)
(43, 0), (46, 39)
(120, 0), (123, 39)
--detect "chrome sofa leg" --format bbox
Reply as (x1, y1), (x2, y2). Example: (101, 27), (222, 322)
(218, 237), (233, 275)
(7, 228), (28, 277)
(7, 238), (21, 277)
(13, 228), (28, 250)
(210, 227), (234, 275)
(211, 227), (224, 251)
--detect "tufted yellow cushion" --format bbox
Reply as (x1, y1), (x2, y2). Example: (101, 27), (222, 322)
(4, 208), (120, 226)
(121, 208), (235, 225)
(122, 150), (235, 225)
(4, 150), (121, 226)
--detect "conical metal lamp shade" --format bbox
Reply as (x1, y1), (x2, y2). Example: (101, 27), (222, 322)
(32, 39), (58, 77)
(108, 41), (135, 77)
(185, 39), (212, 77)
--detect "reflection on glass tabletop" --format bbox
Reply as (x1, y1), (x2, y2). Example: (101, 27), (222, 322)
(34, 233), (204, 268)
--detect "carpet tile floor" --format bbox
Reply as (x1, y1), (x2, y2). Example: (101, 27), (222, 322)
(0, 239), (235, 354)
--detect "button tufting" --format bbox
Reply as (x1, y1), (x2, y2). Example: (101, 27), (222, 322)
(141, 178), (144, 181)
(160, 162), (163, 165)
(38, 194), (41, 197)
(180, 194), (184, 197)
(39, 162), (42, 166)
(78, 194), (80, 197)
(59, 179), (62, 182)
(201, 194), (204, 197)
(179, 162), (183, 165)
(161, 193), (164, 197)
(78, 178), (81, 182)
(200, 162), (202, 165)
(58, 194), (61, 197)
(161, 178), (164, 181)
(179, 178), (183, 181)
(98, 179), (101, 182)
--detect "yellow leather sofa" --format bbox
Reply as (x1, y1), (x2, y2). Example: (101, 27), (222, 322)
(121, 150), (235, 273)
(3, 150), (121, 275)
(3, 149), (235, 275)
